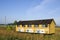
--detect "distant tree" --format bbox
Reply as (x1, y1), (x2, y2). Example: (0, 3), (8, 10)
(14, 20), (17, 25)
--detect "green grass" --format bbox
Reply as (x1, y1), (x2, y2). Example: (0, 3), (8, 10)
(0, 25), (60, 40)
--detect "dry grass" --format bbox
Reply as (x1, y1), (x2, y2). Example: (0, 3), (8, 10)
(0, 26), (60, 40)
(0, 27), (43, 40)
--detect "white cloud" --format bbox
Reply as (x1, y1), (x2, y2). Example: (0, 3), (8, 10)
(48, 7), (60, 14)
(26, 0), (60, 14)
(25, 0), (60, 25)
(26, 0), (57, 14)
(54, 17), (60, 26)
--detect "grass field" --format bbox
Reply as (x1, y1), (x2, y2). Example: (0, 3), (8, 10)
(0, 25), (60, 40)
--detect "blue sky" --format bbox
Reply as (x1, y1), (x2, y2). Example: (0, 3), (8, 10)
(0, 0), (60, 25)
